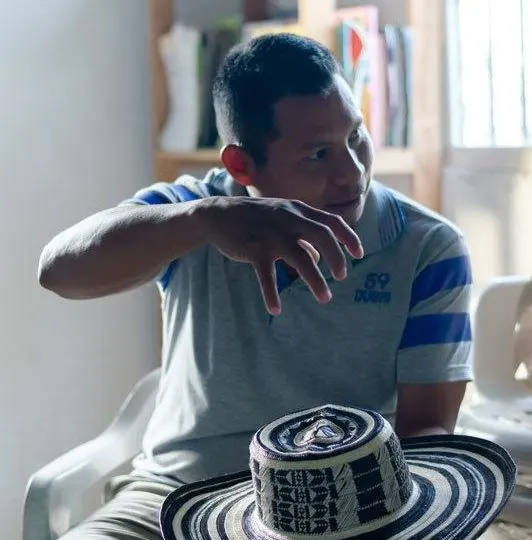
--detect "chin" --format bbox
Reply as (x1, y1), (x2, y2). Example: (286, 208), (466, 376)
(352, 205), (365, 224)
(331, 196), (367, 227)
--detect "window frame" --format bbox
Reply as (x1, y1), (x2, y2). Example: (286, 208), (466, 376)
(445, 0), (532, 168)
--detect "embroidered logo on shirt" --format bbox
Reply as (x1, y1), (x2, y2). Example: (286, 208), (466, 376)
(355, 273), (391, 304)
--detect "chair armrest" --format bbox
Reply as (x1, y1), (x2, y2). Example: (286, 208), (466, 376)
(457, 404), (532, 471)
(473, 276), (530, 402)
(23, 368), (160, 540)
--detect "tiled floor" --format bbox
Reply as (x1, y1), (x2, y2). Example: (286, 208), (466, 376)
(483, 522), (532, 539)
(460, 388), (532, 538)
(464, 394), (532, 540)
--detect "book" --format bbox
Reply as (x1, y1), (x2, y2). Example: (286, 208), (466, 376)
(197, 18), (241, 149)
(336, 6), (386, 148)
(337, 21), (365, 101)
(158, 24), (201, 152)
(383, 24), (402, 146)
(399, 26), (413, 147)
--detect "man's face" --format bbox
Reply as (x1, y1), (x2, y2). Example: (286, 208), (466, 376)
(250, 74), (374, 225)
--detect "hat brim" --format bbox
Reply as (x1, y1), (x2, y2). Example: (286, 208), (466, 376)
(160, 435), (516, 540)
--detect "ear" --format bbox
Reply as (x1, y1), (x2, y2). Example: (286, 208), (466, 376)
(220, 144), (255, 187)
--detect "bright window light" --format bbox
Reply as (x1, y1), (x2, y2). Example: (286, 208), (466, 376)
(452, 0), (531, 146)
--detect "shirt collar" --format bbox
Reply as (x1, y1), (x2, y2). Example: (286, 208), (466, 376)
(354, 180), (407, 257)
(203, 168), (247, 197)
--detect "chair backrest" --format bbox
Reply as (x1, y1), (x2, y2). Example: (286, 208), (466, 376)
(23, 367), (161, 540)
(515, 280), (532, 389)
(473, 275), (532, 404)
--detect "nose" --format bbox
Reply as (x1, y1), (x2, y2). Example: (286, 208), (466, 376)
(331, 147), (365, 188)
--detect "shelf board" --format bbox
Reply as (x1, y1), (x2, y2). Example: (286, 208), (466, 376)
(155, 147), (414, 181)
(374, 147), (415, 175)
(155, 149), (221, 180)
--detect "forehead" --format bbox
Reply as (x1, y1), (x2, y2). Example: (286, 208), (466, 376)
(273, 75), (362, 144)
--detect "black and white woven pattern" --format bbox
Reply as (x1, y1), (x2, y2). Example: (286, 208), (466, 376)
(160, 404), (516, 540)
(250, 406), (412, 534)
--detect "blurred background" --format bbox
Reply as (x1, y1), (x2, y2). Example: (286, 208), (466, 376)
(1, 0), (531, 537)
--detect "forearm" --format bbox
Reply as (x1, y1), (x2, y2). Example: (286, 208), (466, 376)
(398, 425), (449, 438)
(38, 200), (209, 299)
(395, 381), (466, 439)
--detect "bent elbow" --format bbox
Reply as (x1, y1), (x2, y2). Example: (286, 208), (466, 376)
(37, 246), (63, 293)
(37, 245), (78, 297)
(37, 246), (54, 287)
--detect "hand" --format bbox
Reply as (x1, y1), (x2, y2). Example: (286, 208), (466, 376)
(197, 196), (364, 315)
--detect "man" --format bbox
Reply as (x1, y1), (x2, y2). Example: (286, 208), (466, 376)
(39, 33), (473, 539)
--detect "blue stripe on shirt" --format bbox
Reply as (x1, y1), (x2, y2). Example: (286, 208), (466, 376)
(410, 256), (472, 309)
(399, 313), (472, 349)
(159, 260), (179, 291)
(275, 261), (292, 294)
(268, 262), (295, 325)
(132, 191), (171, 205)
(172, 185), (199, 202)
(131, 184), (199, 206)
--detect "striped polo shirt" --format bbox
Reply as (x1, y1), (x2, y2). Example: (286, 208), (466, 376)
(122, 169), (473, 484)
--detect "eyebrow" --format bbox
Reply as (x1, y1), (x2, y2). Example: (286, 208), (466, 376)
(299, 117), (364, 150)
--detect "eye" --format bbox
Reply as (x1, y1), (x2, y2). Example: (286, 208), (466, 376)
(307, 148), (328, 161)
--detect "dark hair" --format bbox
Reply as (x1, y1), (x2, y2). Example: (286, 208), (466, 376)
(213, 33), (340, 165)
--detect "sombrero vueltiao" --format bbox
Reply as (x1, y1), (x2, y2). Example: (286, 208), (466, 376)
(160, 404), (516, 540)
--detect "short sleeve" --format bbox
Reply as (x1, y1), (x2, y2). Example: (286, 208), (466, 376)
(119, 181), (201, 207)
(396, 234), (473, 384)
(119, 180), (202, 291)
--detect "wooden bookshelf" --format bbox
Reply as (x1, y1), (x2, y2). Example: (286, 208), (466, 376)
(150, 0), (444, 210)
(155, 149), (221, 181)
(374, 147), (415, 176)
(155, 147), (415, 182)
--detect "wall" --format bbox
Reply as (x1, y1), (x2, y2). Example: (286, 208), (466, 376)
(0, 1), (159, 537)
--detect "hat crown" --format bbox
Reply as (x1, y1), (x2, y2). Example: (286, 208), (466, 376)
(249, 404), (413, 536)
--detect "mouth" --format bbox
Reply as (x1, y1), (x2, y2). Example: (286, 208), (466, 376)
(325, 195), (362, 212)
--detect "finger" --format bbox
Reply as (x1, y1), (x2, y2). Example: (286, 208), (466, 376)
(297, 239), (320, 264)
(295, 219), (348, 281)
(253, 258), (282, 316)
(300, 205), (364, 260)
(318, 212), (364, 259)
(284, 244), (332, 304)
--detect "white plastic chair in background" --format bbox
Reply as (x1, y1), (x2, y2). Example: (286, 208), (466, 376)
(22, 368), (161, 540)
(457, 275), (532, 528)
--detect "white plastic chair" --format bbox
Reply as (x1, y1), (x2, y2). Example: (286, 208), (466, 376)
(22, 368), (160, 540)
(457, 275), (532, 527)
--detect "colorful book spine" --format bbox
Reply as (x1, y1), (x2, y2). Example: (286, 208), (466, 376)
(335, 6), (386, 148)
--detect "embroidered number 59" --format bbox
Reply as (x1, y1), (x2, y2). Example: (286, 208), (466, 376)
(364, 273), (390, 290)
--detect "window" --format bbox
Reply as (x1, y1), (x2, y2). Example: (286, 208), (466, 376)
(449, 0), (532, 147)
